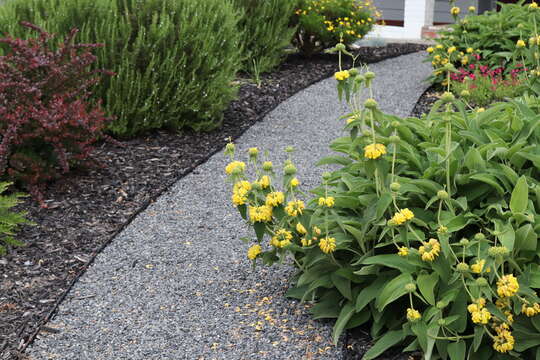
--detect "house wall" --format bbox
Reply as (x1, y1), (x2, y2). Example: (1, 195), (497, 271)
(374, 0), (479, 23)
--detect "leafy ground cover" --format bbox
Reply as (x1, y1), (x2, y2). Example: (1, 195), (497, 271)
(0, 43), (425, 360)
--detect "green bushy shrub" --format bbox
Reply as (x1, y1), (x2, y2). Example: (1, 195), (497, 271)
(0, 0), (243, 137)
(233, 0), (298, 74)
(0, 183), (31, 255)
(427, 1), (540, 86)
(225, 47), (540, 359)
(293, 0), (378, 56)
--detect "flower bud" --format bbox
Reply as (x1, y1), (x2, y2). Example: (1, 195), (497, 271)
(391, 121), (400, 128)
(405, 283), (417, 293)
(362, 130), (371, 137)
(390, 182), (401, 192)
(443, 63), (455, 72)
(355, 75), (365, 84)
(284, 163), (297, 175)
(459, 238), (469, 246)
(248, 147), (259, 158)
(474, 233), (485, 241)
(436, 300), (448, 309)
(476, 277), (488, 287)
(460, 89), (470, 97)
(441, 91), (455, 103)
(335, 43), (346, 51)
(349, 68), (359, 76)
(437, 190), (449, 200)
(262, 161), (273, 171)
(437, 319), (446, 326)
(364, 98), (378, 109)
(364, 71), (375, 80)
(285, 146), (295, 153)
(322, 172), (332, 181)
(457, 262), (470, 272)
(389, 135), (400, 144)
(225, 142), (235, 155)
(251, 182), (262, 190)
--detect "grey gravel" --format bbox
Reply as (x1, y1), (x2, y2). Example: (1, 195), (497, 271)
(26, 52), (432, 360)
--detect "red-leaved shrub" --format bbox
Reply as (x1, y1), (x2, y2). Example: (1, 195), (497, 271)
(0, 22), (113, 204)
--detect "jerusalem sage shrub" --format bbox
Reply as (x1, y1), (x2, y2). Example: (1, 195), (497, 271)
(0, 0), (243, 137)
(0, 22), (111, 203)
(233, 0), (298, 75)
(225, 45), (540, 359)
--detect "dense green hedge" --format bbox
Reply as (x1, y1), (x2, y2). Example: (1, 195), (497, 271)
(233, 0), (298, 74)
(0, 0), (243, 137)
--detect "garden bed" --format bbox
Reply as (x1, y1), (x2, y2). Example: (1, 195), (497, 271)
(0, 43), (426, 360)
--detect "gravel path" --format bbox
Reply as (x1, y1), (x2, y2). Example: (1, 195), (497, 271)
(26, 52), (432, 360)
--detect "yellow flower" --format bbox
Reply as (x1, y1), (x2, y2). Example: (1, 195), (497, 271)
(516, 39), (526, 48)
(319, 236), (336, 253)
(334, 70), (350, 81)
(419, 238), (441, 262)
(397, 247), (409, 257)
(257, 175), (271, 189)
(296, 223), (307, 234)
(247, 244), (262, 260)
(447, 46), (457, 54)
(497, 274), (519, 298)
(364, 143), (387, 159)
(400, 208), (414, 220)
(406, 308), (421, 322)
(530, 2), (538, 9)
(318, 196), (335, 208)
(427, 47), (434, 53)
(471, 259), (485, 274)
(313, 226), (322, 236)
(436, 44), (444, 49)
(270, 229), (292, 248)
(285, 200), (305, 217)
(249, 205), (273, 223)
(265, 192), (285, 207)
(225, 161), (245, 175)
(290, 177), (300, 188)
(477, 107), (485, 113)
(301, 237), (312, 246)
(450, 6), (460, 16)
(232, 181), (251, 206)
(471, 308), (491, 324)
(496, 297), (510, 310)
(248, 147), (259, 156)
(466, 47), (474, 53)
(390, 208), (414, 225)
(461, 56), (468, 65)
(493, 328), (515, 353)
(522, 303), (540, 317)
(468, 6), (476, 12)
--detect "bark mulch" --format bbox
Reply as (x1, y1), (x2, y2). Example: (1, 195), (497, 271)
(0, 43), (426, 360)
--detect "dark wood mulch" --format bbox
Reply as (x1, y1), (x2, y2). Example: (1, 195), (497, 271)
(409, 85), (440, 119)
(0, 43), (426, 360)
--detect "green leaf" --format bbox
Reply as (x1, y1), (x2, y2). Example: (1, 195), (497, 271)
(332, 301), (355, 345)
(362, 254), (420, 274)
(473, 326), (484, 352)
(510, 175), (528, 214)
(515, 224), (537, 252)
(447, 340), (466, 360)
(417, 273), (438, 305)
(331, 273), (352, 301)
(363, 330), (404, 360)
(376, 273), (413, 311)
(254, 222), (265, 242)
(355, 275), (390, 312)
(376, 192), (393, 220)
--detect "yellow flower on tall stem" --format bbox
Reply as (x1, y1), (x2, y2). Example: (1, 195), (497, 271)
(364, 143), (386, 159)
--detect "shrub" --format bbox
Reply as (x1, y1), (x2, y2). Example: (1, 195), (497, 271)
(225, 47), (540, 359)
(427, 1), (540, 87)
(233, 0), (299, 74)
(0, 0), (243, 137)
(293, 0), (378, 56)
(0, 22), (111, 203)
(0, 182), (31, 255)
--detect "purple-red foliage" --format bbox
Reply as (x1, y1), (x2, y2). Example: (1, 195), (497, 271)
(0, 22), (113, 205)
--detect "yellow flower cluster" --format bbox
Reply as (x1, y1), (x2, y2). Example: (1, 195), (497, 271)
(290, 177), (300, 187)
(265, 192), (285, 207)
(318, 196), (335, 207)
(247, 244), (262, 260)
(285, 200), (305, 217)
(225, 161), (245, 175)
(249, 205), (273, 223)
(497, 274), (519, 298)
(232, 181), (251, 206)
(530, 2), (539, 9)
(522, 303), (540, 317)
(406, 308), (421, 322)
(364, 143), (386, 159)
(450, 6), (460, 16)
(319, 236), (336, 253)
(418, 238), (441, 262)
(296, 223), (307, 234)
(255, 175), (271, 189)
(271, 229), (292, 248)
(529, 35), (540, 46)
(516, 39), (526, 48)
(447, 46), (457, 54)
(334, 70), (350, 81)
(467, 298), (491, 324)
(470, 259), (487, 273)
(493, 324), (515, 353)
(397, 246), (409, 257)
(390, 208), (414, 225)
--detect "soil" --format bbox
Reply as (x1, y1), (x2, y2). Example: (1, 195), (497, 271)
(0, 43), (427, 360)
(409, 86), (440, 119)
